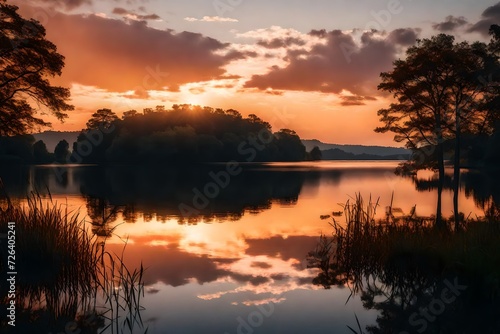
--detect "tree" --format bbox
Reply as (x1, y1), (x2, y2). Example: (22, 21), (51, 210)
(85, 108), (119, 130)
(0, 134), (34, 162)
(0, 2), (73, 136)
(275, 129), (306, 161)
(33, 139), (52, 164)
(375, 34), (494, 228)
(309, 146), (322, 161)
(445, 40), (498, 229)
(54, 139), (69, 163)
(122, 109), (138, 119)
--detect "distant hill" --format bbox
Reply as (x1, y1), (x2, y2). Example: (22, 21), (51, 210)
(32, 131), (80, 152)
(302, 139), (410, 157)
(321, 148), (409, 160)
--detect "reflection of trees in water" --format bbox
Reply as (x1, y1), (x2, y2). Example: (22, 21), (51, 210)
(85, 197), (119, 237)
(462, 171), (500, 220)
(307, 195), (500, 333)
(77, 166), (308, 224)
(408, 169), (500, 220)
(309, 234), (500, 333)
(0, 195), (147, 333)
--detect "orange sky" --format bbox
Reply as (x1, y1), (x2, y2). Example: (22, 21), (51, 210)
(14, 0), (499, 145)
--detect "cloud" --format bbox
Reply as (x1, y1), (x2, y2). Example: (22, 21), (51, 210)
(16, 5), (241, 93)
(184, 16), (238, 22)
(25, 0), (91, 10)
(468, 2), (500, 36)
(251, 261), (273, 269)
(339, 95), (377, 106)
(257, 37), (306, 49)
(245, 236), (319, 263)
(387, 28), (421, 46)
(244, 28), (420, 97)
(112, 7), (161, 21)
(432, 15), (469, 32)
(121, 88), (150, 99)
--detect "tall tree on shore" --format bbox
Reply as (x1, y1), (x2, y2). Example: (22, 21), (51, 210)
(376, 33), (498, 228)
(54, 139), (69, 163)
(85, 109), (119, 130)
(0, 2), (73, 136)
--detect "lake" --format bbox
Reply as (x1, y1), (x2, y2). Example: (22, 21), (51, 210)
(0, 161), (496, 333)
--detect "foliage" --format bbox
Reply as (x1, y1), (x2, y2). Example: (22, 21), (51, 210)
(74, 104), (307, 164)
(308, 146), (322, 161)
(33, 140), (53, 164)
(86, 108), (119, 130)
(0, 2), (73, 136)
(0, 134), (34, 163)
(376, 30), (500, 227)
(54, 139), (69, 163)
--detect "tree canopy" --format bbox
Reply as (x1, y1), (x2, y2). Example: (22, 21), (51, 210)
(73, 104), (307, 164)
(376, 28), (500, 227)
(0, 2), (73, 136)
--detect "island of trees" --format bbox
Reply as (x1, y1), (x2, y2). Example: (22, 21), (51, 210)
(0, 104), (326, 164)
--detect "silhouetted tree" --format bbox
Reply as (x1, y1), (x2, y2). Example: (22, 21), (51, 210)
(309, 146), (322, 161)
(0, 2), (73, 136)
(275, 129), (306, 161)
(122, 110), (138, 119)
(54, 139), (69, 163)
(77, 105), (307, 164)
(33, 140), (52, 164)
(376, 33), (499, 228)
(0, 135), (34, 163)
(85, 109), (119, 130)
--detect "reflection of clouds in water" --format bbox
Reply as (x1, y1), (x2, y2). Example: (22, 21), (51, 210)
(146, 287), (161, 294)
(105, 233), (319, 305)
(196, 253), (318, 305)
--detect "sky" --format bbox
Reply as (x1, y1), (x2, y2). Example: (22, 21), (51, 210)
(13, 0), (500, 145)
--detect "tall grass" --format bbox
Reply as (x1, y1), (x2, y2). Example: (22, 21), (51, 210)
(309, 193), (500, 297)
(0, 191), (147, 333)
(309, 193), (500, 333)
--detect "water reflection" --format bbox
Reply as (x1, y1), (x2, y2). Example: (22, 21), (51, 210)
(76, 165), (308, 224)
(308, 193), (500, 334)
(2, 162), (499, 333)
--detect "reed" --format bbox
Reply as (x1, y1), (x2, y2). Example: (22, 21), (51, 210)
(309, 193), (500, 334)
(309, 193), (500, 297)
(0, 190), (147, 333)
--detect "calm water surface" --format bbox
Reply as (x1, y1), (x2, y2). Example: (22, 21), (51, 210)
(0, 161), (493, 333)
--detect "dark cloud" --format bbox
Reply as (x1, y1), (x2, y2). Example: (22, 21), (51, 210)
(121, 87), (150, 99)
(468, 2), (500, 36)
(105, 240), (274, 287)
(309, 29), (328, 38)
(257, 37), (306, 49)
(229, 274), (270, 286)
(105, 238), (229, 286)
(245, 28), (420, 96)
(250, 261), (273, 269)
(388, 28), (421, 46)
(27, 0), (91, 10)
(340, 95), (377, 106)
(224, 50), (259, 61)
(432, 15), (469, 32)
(245, 236), (319, 262)
(270, 274), (289, 281)
(265, 90), (284, 96)
(112, 7), (161, 21)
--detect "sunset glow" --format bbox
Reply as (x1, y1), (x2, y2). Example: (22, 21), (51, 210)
(13, 0), (499, 145)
